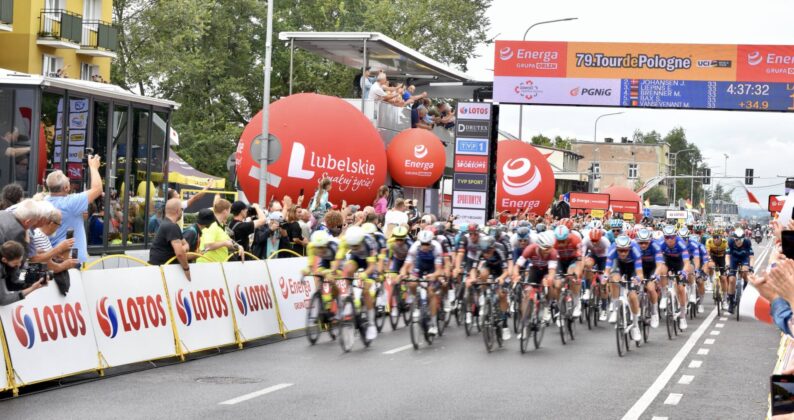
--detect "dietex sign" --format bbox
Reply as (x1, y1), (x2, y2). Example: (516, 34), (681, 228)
(451, 102), (494, 225)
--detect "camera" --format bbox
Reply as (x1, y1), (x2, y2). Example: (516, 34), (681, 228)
(8, 263), (53, 291)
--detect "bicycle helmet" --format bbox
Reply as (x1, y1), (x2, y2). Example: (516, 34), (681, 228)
(536, 231), (555, 249)
(345, 226), (365, 246)
(732, 228), (744, 239)
(591, 220), (603, 230)
(433, 222), (446, 235)
(518, 220), (531, 228)
(361, 222), (378, 235)
(615, 235), (632, 249)
(467, 223), (479, 234)
(553, 225), (570, 241)
(417, 230), (435, 244)
(478, 235), (495, 251)
(392, 225), (409, 239)
(310, 230), (331, 248)
(636, 228), (652, 243)
(589, 228), (604, 242)
(487, 219), (499, 227)
(677, 226), (689, 237)
(662, 225), (677, 237)
(516, 227), (531, 240)
(535, 223), (547, 233)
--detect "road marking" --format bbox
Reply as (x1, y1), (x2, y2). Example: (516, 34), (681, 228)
(651, 417), (669, 420)
(719, 317), (728, 321)
(710, 330), (721, 336)
(219, 383), (293, 405)
(697, 348), (710, 355)
(382, 344), (413, 355)
(716, 323), (725, 328)
(664, 393), (683, 405)
(704, 338), (715, 345)
(689, 360), (703, 368)
(621, 308), (717, 420)
(678, 375), (695, 385)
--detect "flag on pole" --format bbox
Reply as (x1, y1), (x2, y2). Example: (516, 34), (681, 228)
(744, 186), (760, 205)
(685, 198), (693, 209)
(739, 283), (772, 324)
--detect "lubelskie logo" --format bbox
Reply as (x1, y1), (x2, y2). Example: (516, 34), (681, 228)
(235, 284), (273, 316)
(12, 303), (87, 348)
(287, 141), (377, 180)
(502, 158), (541, 196)
(97, 295), (168, 338)
(175, 288), (229, 326)
(278, 277), (311, 300)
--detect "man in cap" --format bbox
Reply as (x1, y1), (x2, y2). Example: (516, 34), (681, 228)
(182, 208), (217, 259)
(228, 201), (267, 253)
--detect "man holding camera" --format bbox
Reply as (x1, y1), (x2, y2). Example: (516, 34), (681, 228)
(229, 201), (267, 253)
(0, 241), (46, 305)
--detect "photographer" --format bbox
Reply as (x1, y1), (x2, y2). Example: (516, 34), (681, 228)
(229, 201), (267, 254)
(0, 241), (45, 305)
(251, 211), (283, 260)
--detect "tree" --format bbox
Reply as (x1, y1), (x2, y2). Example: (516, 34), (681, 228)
(644, 186), (667, 206)
(664, 126), (703, 206)
(530, 134), (553, 148)
(632, 129), (662, 144)
(553, 135), (573, 150)
(112, 0), (492, 179)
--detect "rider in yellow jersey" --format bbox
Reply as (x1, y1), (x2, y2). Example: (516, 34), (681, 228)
(334, 226), (379, 341)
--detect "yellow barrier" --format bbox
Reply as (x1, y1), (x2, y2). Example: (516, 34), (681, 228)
(82, 255), (151, 271)
(268, 249), (304, 259)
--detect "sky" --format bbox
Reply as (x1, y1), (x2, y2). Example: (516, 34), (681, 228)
(464, 0), (794, 209)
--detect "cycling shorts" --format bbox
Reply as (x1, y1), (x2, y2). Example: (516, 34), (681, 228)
(642, 261), (656, 281)
(615, 261), (637, 278)
(665, 256), (684, 274)
(587, 255), (607, 271)
(558, 258), (578, 275)
(527, 266), (548, 285)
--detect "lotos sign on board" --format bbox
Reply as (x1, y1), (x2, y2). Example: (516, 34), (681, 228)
(222, 261), (280, 340)
(236, 93), (387, 205)
(386, 128), (445, 188)
(495, 140), (555, 214)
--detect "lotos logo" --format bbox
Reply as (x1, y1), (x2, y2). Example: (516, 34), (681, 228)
(496, 140), (555, 215)
(175, 288), (229, 325)
(96, 297), (119, 338)
(236, 285), (249, 315)
(502, 158), (541, 196)
(13, 306), (35, 349)
(457, 103), (491, 120)
(175, 289), (193, 326)
(235, 284), (273, 316)
(499, 46), (514, 61)
(236, 94), (387, 206)
(414, 145), (428, 159)
(747, 51), (762, 66)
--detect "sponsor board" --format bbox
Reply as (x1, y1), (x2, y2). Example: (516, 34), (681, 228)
(666, 210), (688, 219)
(451, 208), (487, 226)
(591, 209), (605, 219)
(161, 263), (236, 352)
(569, 192), (611, 210)
(493, 76), (621, 106)
(494, 41), (568, 78)
(456, 102), (492, 120)
(222, 261), (280, 340)
(455, 120), (491, 138)
(0, 270), (99, 386)
(455, 138), (489, 156)
(452, 191), (487, 209)
(82, 266), (176, 367)
(386, 129), (445, 188)
(737, 45), (794, 83)
(453, 173), (488, 192)
(454, 155), (489, 173)
(610, 199), (640, 214)
(769, 195), (785, 213)
(265, 257), (316, 332)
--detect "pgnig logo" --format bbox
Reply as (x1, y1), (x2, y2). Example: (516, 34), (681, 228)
(11, 303), (87, 349)
(175, 288), (229, 326)
(97, 295), (168, 338)
(235, 284), (273, 316)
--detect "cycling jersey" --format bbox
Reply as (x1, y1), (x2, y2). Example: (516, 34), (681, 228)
(728, 238), (753, 268)
(510, 235), (533, 263)
(458, 234), (483, 271)
(706, 238), (728, 258)
(516, 244), (559, 271)
(306, 239), (340, 270)
(657, 237), (691, 273)
(686, 238), (701, 263)
(336, 235), (377, 270)
(387, 237), (413, 272)
(554, 234), (582, 261)
(436, 234), (453, 257)
(479, 242), (509, 277)
(406, 240), (443, 276)
(581, 235), (611, 258)
(605, 242), (643, 274)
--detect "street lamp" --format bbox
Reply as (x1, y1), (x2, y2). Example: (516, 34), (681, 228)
(669, 147), (697, 206)
(517, 17), (578, 139)
(593, 111), (624, 142)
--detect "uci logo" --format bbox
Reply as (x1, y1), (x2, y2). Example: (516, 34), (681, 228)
(502, 158), (541, 196)
(175, 289), (193, 326)
(13, 306), (36, 349)
(96, 297), (120, 338)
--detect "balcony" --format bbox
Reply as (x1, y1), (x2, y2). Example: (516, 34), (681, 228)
(78, 20), (118, 58)
(37, 9), (82, 49)
(0, 0), (12, 32)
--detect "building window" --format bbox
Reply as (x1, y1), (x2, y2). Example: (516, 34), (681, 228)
(42, 54), (64, 77)
(80, 63), (100, 81)
(628, 163), (638, 179)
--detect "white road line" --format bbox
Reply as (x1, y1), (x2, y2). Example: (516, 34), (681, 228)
(704, 338), (715, 345)
(382, 344), (413, 355)
(715, 323), (725, 328)
(719, 317), (728, 321)
(664, 393), (683, 405)
(697, 348), (710, 355)
(651, 417), (669, 420)
(710, 330), (721, 336)
(621, 308), (717, 420)
(219, 383), (293, 405)
(678, 375), (695, 385)
(689, 360), (703, 368)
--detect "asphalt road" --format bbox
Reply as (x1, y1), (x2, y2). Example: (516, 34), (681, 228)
(0, 240), (781, 420)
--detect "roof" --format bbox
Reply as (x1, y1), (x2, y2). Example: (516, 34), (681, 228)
(278, 31), (475, 84)
(497, 130), (584, 159)
(0, 68), (179, 109)
(571, 139), (668, 149)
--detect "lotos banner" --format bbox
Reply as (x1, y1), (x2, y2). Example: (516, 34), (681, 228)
(236, 94), (387, 205)
(265, 257), (316, 333)
(386, 129), (445, 188)
(222, 261), (280, 341)
(82, 266), (176, 367)
(495, 140), (555, 215)
(161, 264), (236, 353)
(0, 270), (98, 386)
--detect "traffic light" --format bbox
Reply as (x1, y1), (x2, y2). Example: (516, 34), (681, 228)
(745, 168), (754, 185)
(703, 168), (711, 185)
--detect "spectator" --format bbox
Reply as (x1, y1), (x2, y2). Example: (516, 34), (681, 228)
(197, 199), (242, 263)
(0, 184), (24, 210)
(282, 206), (306, 257)
(148, 199), (191, 280)
(182, 208), (216, 259)
(405, 199), (420, 223)
(28, 207), (78, 272)
(0, 241), (44, 305)
(309, 177), (332, 221)
(315, 210), (344, 238)
(384, 198), (409, 237)
(552, 195), (571, 219)
(373, 185), (389, 220)
(359, 66), (374, 99)
(412, 106), (433, 130)
(168, 179), (215, 211)
(46, 155), (102, 263)
(251, 211), (283, 259)
(0, 199), (44, 249)
(367, 72), (401, 104)
(298, 208), (311, 243)
(87, 202), (104, 246)
(229, 201), (267, 253)
(435, 102), (456, 129)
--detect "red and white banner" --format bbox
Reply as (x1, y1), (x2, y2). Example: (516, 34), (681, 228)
(495, 140), (556, 214)
(266, 257), (316, 333)
(82, 266), (176, 367)
(569, 192), (611, 210)
(162, 264), (236, 353)
(222, 261), (281, 340)
(386, 129), (445, 188)
(0, 270), (99, 385)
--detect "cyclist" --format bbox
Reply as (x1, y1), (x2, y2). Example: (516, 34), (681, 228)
(474, 235), (512, 339)
(552, 225), (584, 317)
(581, 227), (611, 320)
(636, 228), (663, 328)
(514, 231), (559, 323)
(334, 225), (379, 340)
(362, 222), (388, 277)
(399, 229), (445, 335)
(726, 228), (754, 314)
(706, 229), (728, 308)
(691, 232), (709, 314)
(303, 230), (340, 311)
(510, 226), (533, 263)
(658, 225), (691, 330)
(453, 223), (483, 325)
(604, 235), (644, 341)
(606, 219), (623, 244)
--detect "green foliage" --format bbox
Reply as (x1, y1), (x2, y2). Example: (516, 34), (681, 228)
(632, 129), (662, 144)
(553, 135), (573, 150)
(112, 0), (492, 181)
(663, 126), (704, 205)
(645, 186), (667, 206)
(531, 134), (552, 148)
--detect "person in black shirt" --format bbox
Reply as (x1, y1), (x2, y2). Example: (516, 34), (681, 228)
(182, 208), (216, 259)
(282, 205), (306, 257)
(148, 199), (191, 280)
(228, 201), (267, 253)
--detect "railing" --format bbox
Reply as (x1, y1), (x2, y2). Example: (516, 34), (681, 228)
(81, 20), (118, 51)
(38, 9), (82, 44)
(0, 0), (12, 25)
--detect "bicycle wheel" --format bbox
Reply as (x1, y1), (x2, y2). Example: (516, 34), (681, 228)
(534, 301), (546, 350)
(482, 296), (495, 352)
(358, 310), (372, 348)
(616, 304), (625, 357)
(512, 289), (522, 334)
(556, 302), (567, 346)
(519, 309), (531, 354)
(374, 286), (386, 333)
(424, 306), (435, 346)
(565, 293), (575, 341)
(735, 285), (741, 322)
(306, 291), (323, 345)
(338, 296), (356, 353)
(641, 297), (650, 344)
(592, 294), (600, 328)
(665, 298), (674, 340)
(464, 291), (473, 337)
(454, 282), (464, 326)
(409, 298), (421, 350)
(389, 283), (402, 331)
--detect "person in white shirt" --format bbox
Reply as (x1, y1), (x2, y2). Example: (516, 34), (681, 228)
(367, 72), (400, 103)
(383, 199), (409, 237)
